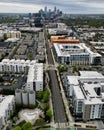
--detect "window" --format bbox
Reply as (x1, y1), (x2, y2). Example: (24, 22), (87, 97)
(77, 101), (83, 112)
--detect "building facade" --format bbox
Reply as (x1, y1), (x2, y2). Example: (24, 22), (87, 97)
(26, 64), (43, 91)
(4, 30), (21, 39)
(66, 71), (104, 121)
(53, 43), (101, 65)
(0, 59), (43, 91)
(0, 95), (15, 130)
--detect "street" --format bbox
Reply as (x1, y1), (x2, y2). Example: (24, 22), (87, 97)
(44, 28), (67, 123)
(49, 70), (67, 122)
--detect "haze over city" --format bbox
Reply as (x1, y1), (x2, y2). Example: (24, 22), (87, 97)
(0, 0), (104, 14)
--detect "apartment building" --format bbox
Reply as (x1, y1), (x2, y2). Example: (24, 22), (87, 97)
(0, 95), (15, 130)
(0, 59), (29, 73)
(26, 64), (43, 91)
(51, 36), (80, 44)
(53, 43), (101, 65)
(0, 59), (43, 91)
(48, 23), (71, 35)
(4, 30), (21, 39)
(66, 71), (104, 121)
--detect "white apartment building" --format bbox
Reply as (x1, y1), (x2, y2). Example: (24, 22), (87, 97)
(0, 95), (15, 130)
(0, 30), (4, 40)
(26, 64), (43, 91)
(4, 30), (21, 39)
(0, 59), (43, 91)
(15, 89), (35, 107)
(48, 23), (72, 35)
(66, 71), (104, 121)
(0, 59), (29, 73)
(53, 43), (101, 65)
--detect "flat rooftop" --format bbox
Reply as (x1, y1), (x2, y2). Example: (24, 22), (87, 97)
(73, 85), (84, 99)
(67, 71), (104, 104)
(0, 95), (14, 116)
(51, 36), (80, 44)
(54, 43), (91, 57)
(67, 76), (79, 85)
(27, 64), (43, 82)
(79, 71), (104, 78)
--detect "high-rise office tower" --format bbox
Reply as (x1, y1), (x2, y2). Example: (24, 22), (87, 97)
(44, 6), (47, 13)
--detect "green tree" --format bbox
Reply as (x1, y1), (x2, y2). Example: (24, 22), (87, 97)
(37, 91), (43, 100)
(28, 53), (32, 60)
(0, 89), (15, 95)
(0, 76), (4, 82)
(57, 65), (68, 72)
(43, 103), (49, 111)
(22, 122), (32, 130)
(42, 90), (50, 102)
(78, 66), (82, 71)
(92, 128), (96, 130)
(47, 34), (51, 39)
(13, 126), (22, 130)
(38, 128), (44, 130)
(34, 118), (46, 126)
(46, 109), (52, 121)
(72, 66), (78, 72)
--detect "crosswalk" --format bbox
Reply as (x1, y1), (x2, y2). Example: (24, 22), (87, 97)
(50, 123), (76, 130)
(55, 122), (71, 128)
(43, 64), (58, 70)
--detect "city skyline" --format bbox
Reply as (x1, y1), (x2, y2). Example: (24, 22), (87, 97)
(0, 0), (104, 14)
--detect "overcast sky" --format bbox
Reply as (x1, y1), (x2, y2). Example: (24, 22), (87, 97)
(0, 0), (104, 14)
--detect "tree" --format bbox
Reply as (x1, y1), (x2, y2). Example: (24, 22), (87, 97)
(13, 126), (22, 130)
(47, 34), (51, 39)
(0, 89), (15, 95)
(57, 65), (68, 72)
(42, 90), (50, 102)
(22, 122), (32, 130)
(28, 53), (32, 60)
(0, 76), (4, 82)
(46, 109), (52, 121)
(38, 128), (44, 130)
(37, 91), (43, 100)
(72, 66), (78, 72)
(92, 128), (96, 130)
(34, 118), (46, 126)
(43, 103), (49, 111)
(78, 66), (82, 71)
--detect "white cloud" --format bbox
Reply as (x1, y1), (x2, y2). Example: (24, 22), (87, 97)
(0, 2), (43, 13)
(0, 0), (104, 13)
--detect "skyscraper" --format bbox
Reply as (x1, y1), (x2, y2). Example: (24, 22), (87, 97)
(54, 6), (57, 13)
(44, 6), (47, 13)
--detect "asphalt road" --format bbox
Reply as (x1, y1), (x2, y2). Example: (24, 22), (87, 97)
(44, 28), (67, 123)
(44, 29), (54, 65)
(49, 70), (67, 123)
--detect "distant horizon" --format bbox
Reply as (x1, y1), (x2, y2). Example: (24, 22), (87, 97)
(0, 13), (104, 15)
(0, 0), (104, 14)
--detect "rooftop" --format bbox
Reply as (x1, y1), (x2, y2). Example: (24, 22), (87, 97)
(51, 36), (80, 44)
(67, 71), (104, 104)
(27, 64), (43, 82)
(79, 71), (104, 78)
(67, 76), (79, 85)
(0, 95), (14, 117)
(73, 85), (84, 99)
(54, 43), (101, 57)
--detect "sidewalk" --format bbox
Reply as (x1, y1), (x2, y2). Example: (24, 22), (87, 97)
(45, 72), (55, 126)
